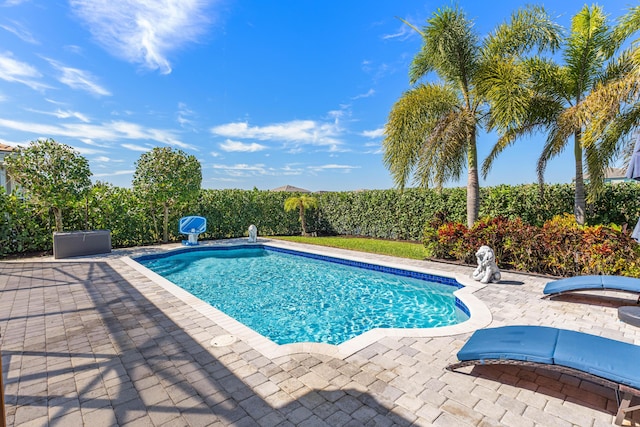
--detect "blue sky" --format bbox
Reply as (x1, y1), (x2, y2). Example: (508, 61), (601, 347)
(0, 0), (633, 191)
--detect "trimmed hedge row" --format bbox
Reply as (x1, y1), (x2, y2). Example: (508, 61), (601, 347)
(1, 182), (639, 258)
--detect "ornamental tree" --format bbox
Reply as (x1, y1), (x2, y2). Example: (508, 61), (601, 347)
(5, 138), (92, 232)
(132, 147), (201, 243)
(284, 194), (318, 236)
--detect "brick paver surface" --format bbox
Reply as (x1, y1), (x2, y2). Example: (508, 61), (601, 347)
(1, 241), (640, 426)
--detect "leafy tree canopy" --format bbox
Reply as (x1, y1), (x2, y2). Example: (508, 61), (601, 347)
(132, 147), (202, 242)
(132, 147), (201, 204)
(5, 138), (92, 232)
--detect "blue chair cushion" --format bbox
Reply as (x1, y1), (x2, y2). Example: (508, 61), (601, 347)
(601, 275), (640, 292)
(457, 326), (558, 364)
(553, 329), (640, 390)
(543, 276), (603, 295)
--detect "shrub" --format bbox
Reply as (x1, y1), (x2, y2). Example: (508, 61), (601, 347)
(424, 213), (640, 277)
(423, 220), (469, 261)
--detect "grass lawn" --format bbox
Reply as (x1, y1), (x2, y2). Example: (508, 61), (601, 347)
(268, 235), (428, 260)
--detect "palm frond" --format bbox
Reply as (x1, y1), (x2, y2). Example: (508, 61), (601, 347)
(579, 71), (640, 150)
(477, 58), (531, 129)
(613, 5), (640, 46)
(483, 93), (563, 178)
(537, 114), (580, 183)
(482, 118), (545, 179)
(414, 6), (479, 89)
(414, 108), (474, 188)
(382, 84), (459, 188)
(564, 5), (616, 96)
(483, 4), (562, 58)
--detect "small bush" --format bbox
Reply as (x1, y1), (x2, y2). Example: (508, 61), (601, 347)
(424, 214), (640, 277)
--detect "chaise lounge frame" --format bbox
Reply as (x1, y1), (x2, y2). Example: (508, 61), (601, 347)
(447, 359), (640, 425)
(447, 326), (640, 425)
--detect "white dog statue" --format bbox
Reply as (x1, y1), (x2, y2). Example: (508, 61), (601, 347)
(248, 224), (258, 243)
(472, 245), (501, 284)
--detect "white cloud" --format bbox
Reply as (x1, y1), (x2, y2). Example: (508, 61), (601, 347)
(211, 119), (343, 151)
(79, 138), (111, 148)
(309, 164), (360, 173)
(44, 98), (65, 105)
(211, 162), (305, 178)
(212, 163), (268, 177)
(0, 21), (38, 44)
(362, 128), (384, 138)
(0, 117), (192, 149)
(64, 45), (84, 54)
(26, 108), (91, 123)
(352, 89), (375, 100)
(94, 169), (135, 177)
(383, 21), (419, 41)
(0, 51), (48, 90)
(70, 0), (214, 74)
(47, 59), (111, 96)
(280, 164), (303, 176)
(74, 146), (106, 155)
(55, 109), (91, 122)
(121, 143), (151, 152)
(176, 102), (195, 127)
(219, 139), (267, 152)
(205, 176), (240, 183)
(363, 141), (382, 155)
(2, 0), (30, 6)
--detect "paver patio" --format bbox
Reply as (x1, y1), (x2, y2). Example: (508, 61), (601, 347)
(1, 239), (640, 426)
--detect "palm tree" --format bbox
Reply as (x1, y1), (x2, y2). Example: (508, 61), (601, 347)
(482, 5), (628, 225)
(284, 195), (318, 236)
(383, 5), (559, 227)
(572, 6), (640, 168)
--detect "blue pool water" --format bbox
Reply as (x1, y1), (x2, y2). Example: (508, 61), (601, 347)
(135, 246), (469, 345)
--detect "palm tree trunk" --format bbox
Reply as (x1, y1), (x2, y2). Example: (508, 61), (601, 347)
(466, 129), (480, 227)
(299, 205), (306, 236)
(574, 131), (586, 225)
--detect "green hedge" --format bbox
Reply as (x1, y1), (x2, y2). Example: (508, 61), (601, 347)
(1, 182), (639, 257)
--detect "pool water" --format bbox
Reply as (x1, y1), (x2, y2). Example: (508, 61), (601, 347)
(136, 246), (469, 345)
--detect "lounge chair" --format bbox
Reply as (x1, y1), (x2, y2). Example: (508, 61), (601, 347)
(447, 325), (640, 425)
(543, 275), (640, 301)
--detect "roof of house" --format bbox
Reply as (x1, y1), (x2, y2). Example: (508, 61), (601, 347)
(0, 143), (14, 152)
(270, 185), (311, 193)
(583, 167), (629, 180)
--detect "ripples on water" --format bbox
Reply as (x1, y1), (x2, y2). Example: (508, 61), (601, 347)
(139, 247), (469, 345)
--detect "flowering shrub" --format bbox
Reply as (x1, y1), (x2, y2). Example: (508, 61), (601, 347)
(424, 221), (469, 261)
(424, 213), (640, 277)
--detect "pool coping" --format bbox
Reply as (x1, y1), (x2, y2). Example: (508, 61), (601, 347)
(122, 239), (492, 359)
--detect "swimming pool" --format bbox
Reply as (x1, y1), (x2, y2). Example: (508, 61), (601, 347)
(134, 245), (470, 346)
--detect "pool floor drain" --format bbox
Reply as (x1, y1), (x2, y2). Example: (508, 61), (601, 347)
(211, 334), (237, 347)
